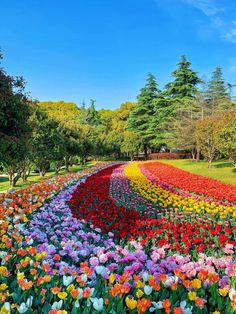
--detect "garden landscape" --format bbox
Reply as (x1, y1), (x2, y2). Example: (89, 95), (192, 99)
(0, 1), (236, 313)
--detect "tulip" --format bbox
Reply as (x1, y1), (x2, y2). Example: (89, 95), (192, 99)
(91, 298), (104, 312)
(125, 296), (137, 310)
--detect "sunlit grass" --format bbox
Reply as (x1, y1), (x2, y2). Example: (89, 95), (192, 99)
(160, 159), (236, 186)
(0, 162), (96, 192)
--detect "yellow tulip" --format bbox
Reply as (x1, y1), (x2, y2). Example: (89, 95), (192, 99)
(125, 297), (137, 310)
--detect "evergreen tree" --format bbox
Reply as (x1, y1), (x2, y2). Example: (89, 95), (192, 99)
(206, 67), (231, 115)
(85, 99), (100, 125)
(207, 67), (228, 100)
(165, 55), (202, 98)
(128, 73), (160, 154)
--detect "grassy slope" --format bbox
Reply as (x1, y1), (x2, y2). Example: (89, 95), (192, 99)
(0, 162), (96, 193)
(159, 159), (236, 186)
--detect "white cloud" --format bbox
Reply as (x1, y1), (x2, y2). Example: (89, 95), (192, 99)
(224, 24), (236, 44)
(183, 0), (236, 44)
(184, 0), (223, 16)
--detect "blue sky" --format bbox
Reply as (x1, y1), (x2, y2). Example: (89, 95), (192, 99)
(0, 0), (236, 109)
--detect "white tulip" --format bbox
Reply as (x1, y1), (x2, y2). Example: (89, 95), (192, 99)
(149, 301), (163, 312)
(63, 275), (73, 286)
(144, 285), (153, 295)
(18, 303), (28, 313)
(52, 300), (63, 309)
(91, 298), (104, 312)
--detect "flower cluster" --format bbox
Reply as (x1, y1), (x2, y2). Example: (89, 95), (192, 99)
(142, 161), (236, 204)
(125, 162), (235, 216)
(0, 161), (236, 313)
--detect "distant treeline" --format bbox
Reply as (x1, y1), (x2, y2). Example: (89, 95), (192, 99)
(1, 52), (236, 188)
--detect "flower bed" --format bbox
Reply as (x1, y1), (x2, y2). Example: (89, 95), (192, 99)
(125, 162), (235, 217)
(0, 162), (236, 313)
(142, 162), (236, 204)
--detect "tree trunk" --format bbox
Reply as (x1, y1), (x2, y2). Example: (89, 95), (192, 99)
(196, 147), (200, 162)
(64, 156), (70, 172)
(39, 165), (46, 177)
(8, 172), (21, 189)
(191, 149), (195, 160)
(21, 167), (30, 182)
(144, 145), (148, 159)
(208, 158), (212, 168)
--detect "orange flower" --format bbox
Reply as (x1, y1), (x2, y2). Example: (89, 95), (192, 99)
(17, 248), (27, 256)
(51, 287), (61, 295)
(41, 289), (47, 295)
(158, 274), (167, 283)
(71, 289), (79, 299)
(174, 269), (186, 281)
(76, 275), (86, 286)
(36, 277), (45, 286)
(173, 307), (183, 314)
(170, 283), (178, 290)
(208, 273), (219, 284)
(137, 298), (151, 314)
(195, 297), (206, 308)
(28, 247), (37, 256)
(118, 272), (129, 283)
(104, 298), (109, 305)
(162, 299), (171, 309)
(53, 254), (61, 261)
(198, 269), (208, 281)
(183, 280), (191, 289)
(30, 268), (37, 276)
(149, 278), (160, 291)
(133, 274), (142, 281)
(42, 263), (51, 272)
(83, 287), (91, 298)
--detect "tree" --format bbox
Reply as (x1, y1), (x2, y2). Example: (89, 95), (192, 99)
(30, 108), (65, 176)
(128, 73), (160, 154)
(165, 55), (202, 98)
(195, 117), (221, 168)
(39, 101), (81, 171)
(206, 67), (230, 115)
(218, 110), (236, 166)
(83, 99), (101, 126)
(207, 67), (228, 100)
(0, 51), (32, 188)
(121, 131), (142, 160)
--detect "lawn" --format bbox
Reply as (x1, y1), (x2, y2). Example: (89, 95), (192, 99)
(0, 162), (96, 192)
(160, 159), (236, 186)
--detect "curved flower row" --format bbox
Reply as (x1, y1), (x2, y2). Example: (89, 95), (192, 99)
(142, 162), (236, 203)
(124, 162), (236, 217)
(140, 164), (233, 207)
(109, 164), (236, 255)
(1, 164), (236, 313)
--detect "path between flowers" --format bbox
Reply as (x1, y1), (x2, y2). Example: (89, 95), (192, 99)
(0, 161), (236, 314)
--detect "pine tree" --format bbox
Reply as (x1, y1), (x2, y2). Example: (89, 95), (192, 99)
(165, 55), (202, 98)
(128, 73), (160, 153)
(207, 67), (230, 115)
(84, 99), (100, 125)
(207, 67), (228, 100)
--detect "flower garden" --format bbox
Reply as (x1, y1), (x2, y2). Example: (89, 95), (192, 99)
(0, 161), (236, 314)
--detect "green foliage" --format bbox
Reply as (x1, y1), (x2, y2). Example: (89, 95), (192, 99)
(165, 55), (202, 98)
(0, 52), (32, 187)
(30, 107), (66, 175)
(195, 117), (222, 167)
(128, 73), (160, 150)
(218, 110), (236, 166)
(121, 131), (142, 160)
(207, 67), (228, 100)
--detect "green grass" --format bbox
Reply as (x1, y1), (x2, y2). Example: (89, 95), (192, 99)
(0, 162), (96, 193)
(159, 159), (236, 186)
